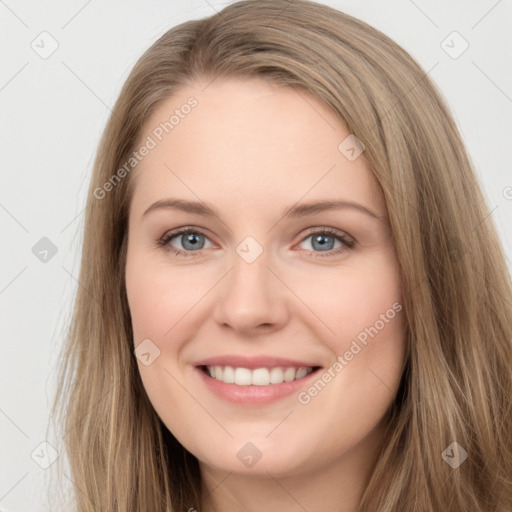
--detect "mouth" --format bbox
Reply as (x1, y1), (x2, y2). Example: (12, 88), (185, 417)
(199, 365), (322, 386)
(193, 355), (325, 405)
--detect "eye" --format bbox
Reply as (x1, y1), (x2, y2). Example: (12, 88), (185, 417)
(157, 228), (213, 257)
(157, 226), (356, 258)
(297, 227), (355, 257)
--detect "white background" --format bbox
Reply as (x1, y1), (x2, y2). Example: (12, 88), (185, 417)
(1, 1), (511, 510)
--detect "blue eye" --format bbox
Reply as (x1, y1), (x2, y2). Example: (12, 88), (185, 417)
(158, 229), (213, 256)
(157, 227), (355, 258)
(298, 228), (355, 257)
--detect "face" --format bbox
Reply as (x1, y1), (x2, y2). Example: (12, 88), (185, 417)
(125, 77), (406, 480)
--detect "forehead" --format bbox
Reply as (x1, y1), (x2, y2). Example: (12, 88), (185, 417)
(129, 77), (386, 219)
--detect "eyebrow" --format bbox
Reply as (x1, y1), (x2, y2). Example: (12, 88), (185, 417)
(142, 198), (383, 221)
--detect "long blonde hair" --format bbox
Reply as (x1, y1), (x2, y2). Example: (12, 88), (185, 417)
(51, 1), (512, 510)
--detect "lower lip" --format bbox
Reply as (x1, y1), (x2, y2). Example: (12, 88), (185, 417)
(194, 366), (321, 406)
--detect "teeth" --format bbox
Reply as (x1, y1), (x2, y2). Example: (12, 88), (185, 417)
(234, 367), (252, 385)
(223, 365), (235, 384)
(270, 367), (284, 384)
(283, 367), (296, 382)
(205, 366), (314, 385)
(295, 367), (308, 379)
(251, 368), (270, 386)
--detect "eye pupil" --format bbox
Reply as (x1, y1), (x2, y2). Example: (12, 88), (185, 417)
(312, 234), (334, 251)
(182, 233), (204, 250)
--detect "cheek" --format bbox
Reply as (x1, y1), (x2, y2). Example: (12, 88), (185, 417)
(290, 253), (403, 348)
(125, 252), (204, 431)
(290, 257), (405, 456)
(291, 252), (406, 397)
(125, 253), (211, 341)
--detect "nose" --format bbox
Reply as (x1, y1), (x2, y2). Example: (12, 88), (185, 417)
(212, 247), (290, 336)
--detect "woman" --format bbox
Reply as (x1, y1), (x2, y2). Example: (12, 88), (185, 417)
(51, 1), (512, 510)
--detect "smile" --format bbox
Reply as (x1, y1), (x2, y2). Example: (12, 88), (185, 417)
(202, 365), (317, 385)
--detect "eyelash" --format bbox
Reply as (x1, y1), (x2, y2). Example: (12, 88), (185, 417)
(156, 226), (356, 258)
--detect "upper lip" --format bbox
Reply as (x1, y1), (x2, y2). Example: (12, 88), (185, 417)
(194, 355), (322, 369)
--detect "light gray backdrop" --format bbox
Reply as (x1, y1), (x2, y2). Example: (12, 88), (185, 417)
(1, 1), (511, 510)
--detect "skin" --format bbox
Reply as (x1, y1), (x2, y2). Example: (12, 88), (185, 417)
(125, 77), (407, 512)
